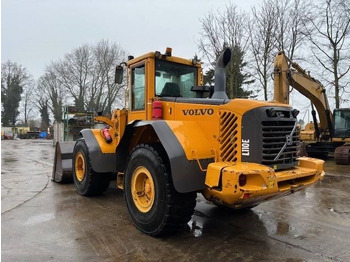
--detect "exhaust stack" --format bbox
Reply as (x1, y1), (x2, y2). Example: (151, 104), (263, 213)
(211, 48), (231, 99)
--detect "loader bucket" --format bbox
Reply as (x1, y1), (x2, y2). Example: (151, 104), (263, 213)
(52, 141), (76, 183)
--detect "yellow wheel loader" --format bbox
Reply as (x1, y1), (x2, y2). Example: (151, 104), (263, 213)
(53, 47), (325, 236)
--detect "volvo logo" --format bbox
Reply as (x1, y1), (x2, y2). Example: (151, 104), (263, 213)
(274, 121), (298, 161)
(286, 134), (293, 145)
(182, 108), (214, 116)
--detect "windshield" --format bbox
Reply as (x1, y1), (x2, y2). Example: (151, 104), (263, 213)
(155, 60), (198, 98)
(334, 109), (350, 138)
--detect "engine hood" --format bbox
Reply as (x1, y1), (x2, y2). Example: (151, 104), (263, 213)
(221, 99), (292, 116)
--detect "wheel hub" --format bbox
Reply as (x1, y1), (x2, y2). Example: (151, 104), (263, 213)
(75, 152), (85, 182)
(131, 166), (155, 213)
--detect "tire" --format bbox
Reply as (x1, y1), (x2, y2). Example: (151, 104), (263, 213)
(72, 139), (110, 196)
(124, 144), (196, 236)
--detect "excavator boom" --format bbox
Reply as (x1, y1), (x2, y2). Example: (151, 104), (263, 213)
(273, 51), (350, 163)
(273, 51), (333, 137)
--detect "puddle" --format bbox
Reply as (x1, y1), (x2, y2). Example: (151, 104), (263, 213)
(276, 221), (290, 235)
(323, 175), (343, 184)
(25, 213), (55, 225)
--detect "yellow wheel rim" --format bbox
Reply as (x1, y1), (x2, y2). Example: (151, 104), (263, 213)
(131, 166), (155, 213)
(75, 152), (85, 182)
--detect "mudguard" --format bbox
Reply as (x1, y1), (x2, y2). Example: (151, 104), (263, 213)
(82, 120), (213, 192)
(125, 120), (213, 193)
(80, 129), (117, 173)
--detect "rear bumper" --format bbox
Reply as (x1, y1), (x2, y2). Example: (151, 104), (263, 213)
(202, 157), (324, 208)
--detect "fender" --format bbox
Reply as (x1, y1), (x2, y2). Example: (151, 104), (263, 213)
(117, 120), (213, 193)
(80, 129), (117, 173)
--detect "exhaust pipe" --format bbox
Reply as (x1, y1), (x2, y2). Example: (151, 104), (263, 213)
(211, 48), (231, 99)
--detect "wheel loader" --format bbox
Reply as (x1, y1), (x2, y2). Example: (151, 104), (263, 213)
(53, 47), (325, 236)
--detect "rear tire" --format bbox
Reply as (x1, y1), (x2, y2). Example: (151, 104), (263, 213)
(73, 139), (110, 196)
(124, 144), (196, 236)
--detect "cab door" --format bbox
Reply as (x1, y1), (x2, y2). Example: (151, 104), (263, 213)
(128, 62), (147, 121)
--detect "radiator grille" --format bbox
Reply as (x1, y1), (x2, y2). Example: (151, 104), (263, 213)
(261, 120), (299, 166)
(219, 110), (238, 162)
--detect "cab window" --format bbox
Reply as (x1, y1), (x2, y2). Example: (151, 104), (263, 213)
(131, 65), (145, 110)
(155, 60), (197, 98)
(334, 110), (350, 137)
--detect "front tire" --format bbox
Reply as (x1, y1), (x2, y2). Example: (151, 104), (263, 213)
(72, 139), (110, 196)
(124, 144), (196, 236)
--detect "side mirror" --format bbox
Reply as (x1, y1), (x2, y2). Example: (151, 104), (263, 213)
(115, 66), (124, 84)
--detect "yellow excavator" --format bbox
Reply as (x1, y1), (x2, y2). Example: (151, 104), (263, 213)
(273, 51), (350, 164)
(53, 48), (325, 236)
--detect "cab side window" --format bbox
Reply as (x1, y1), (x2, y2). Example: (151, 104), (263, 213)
(131, 65), (145, 110)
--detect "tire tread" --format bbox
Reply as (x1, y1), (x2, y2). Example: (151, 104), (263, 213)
(73, 139), (110, 196)
(127, 143), (196, 236)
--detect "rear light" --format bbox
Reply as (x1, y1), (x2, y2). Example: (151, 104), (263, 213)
(239, 174), (247, 187)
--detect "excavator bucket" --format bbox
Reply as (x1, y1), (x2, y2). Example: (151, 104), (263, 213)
(334, 144), (350, 165)
(52, 141), (76, 183)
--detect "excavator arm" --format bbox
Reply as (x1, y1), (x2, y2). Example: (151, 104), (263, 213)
(273, 51), (333, 140)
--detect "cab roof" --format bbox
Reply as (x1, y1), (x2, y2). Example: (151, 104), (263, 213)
(126, 50), (201, 68)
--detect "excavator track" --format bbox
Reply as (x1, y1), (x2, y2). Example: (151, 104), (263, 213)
(334, 144), (350, 165)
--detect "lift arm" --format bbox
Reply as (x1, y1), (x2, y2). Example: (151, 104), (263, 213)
(273, 51), (333, 140)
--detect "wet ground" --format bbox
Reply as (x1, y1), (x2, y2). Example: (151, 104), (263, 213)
(2, 139), (350, 262)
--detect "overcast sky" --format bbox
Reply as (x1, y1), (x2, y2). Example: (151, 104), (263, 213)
(2, 0), (259, 79)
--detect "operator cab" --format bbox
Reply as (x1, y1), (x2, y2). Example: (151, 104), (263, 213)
(115, 48), (206, 121)
(334, 108), (350, 138)
(115, 47), (232, 122)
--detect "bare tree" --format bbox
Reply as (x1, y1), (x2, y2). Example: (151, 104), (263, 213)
(90, 40), (127, 114)
(248, 1), (277, 101)
(274, 0), (312, 60)
(49, 40), (126, 114)
(1, 61), (32, 126)
(198, 3), (249, 65)
(22, 81), (35, 126)
(198, 3), (253, 98)
(52, 44), (92, 112)
(37, 97), (50, 131)
(37, 69), (66, 122)
(305, 0), (350, 108)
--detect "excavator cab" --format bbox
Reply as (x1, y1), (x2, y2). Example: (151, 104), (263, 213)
(334, 109), (350, 139)
(333, 108), (350, 164)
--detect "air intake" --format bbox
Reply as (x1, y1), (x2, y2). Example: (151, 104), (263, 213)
(212, 48), (231, 100)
